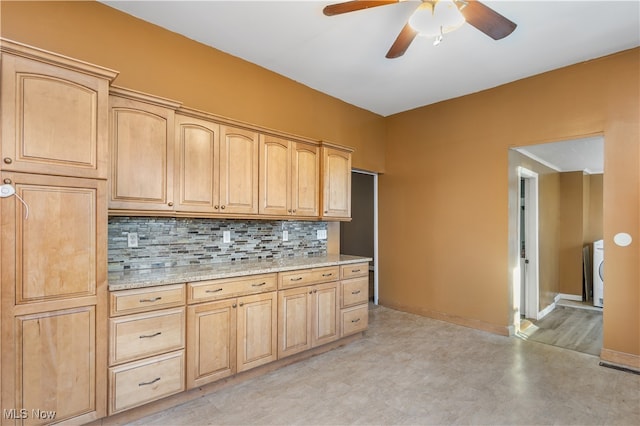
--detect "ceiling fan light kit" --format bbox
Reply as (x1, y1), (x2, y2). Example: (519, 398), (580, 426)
(323, 0), (517, 58)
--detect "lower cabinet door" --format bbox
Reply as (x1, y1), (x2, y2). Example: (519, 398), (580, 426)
(108, 350), (184, 415)
(237, 292), (277, 372)
(277, 286), (312, 359)
(14, 306), (101, 425)
(311, 282), (339, 347)
(186, 299), (237, 389)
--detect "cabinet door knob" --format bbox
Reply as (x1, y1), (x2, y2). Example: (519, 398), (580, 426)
(3, 157), (12, 164)
(3, 178), (11, 184)
(324, 211), (328, 214)
(168, 202), (174, 207)
(214, 205), (219, 210)
(221, 205), (226, 210)
(232, 303), (237, 308)
(239, 302), (244, 307)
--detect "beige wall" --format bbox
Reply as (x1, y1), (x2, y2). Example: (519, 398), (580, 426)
(2, 1), (638, 367)
(586, 174), (604, 243)
(383, 49), (639, 364)
(559, 172), (585, 295)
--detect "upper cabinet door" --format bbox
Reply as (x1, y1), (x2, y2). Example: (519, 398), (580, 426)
(321, 146), (352, 219)
(259, 135), (291, 216)
(175, 114), (220, 213)
(109, 89), (179, 211)
(219, 125), (259, 215)
(291, 142), (320, 217)
(0, 46), (116, 179)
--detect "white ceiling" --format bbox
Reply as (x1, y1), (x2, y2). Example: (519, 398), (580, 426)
(101, 0), (640, 117)
(101, 0), (632, 172)
(514, 136), (604, 174)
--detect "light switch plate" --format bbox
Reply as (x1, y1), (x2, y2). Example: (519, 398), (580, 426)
(127, 232), (139, 248)
(283, 230), (289, 241)
(223, 230), (231, 243)
(317, 229), (327, 240)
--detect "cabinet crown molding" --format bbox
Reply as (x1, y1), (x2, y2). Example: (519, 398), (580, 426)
(110, 85), (182, 109)
(0, 37), (119, 82)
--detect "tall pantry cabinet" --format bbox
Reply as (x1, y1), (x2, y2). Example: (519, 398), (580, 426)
(0, 39), (117, 425)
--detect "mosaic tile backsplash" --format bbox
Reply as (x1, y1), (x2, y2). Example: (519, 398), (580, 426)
(108, 217), (328, 272)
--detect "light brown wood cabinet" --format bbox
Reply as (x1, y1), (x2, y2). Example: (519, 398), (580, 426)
(107, 285), (186, 415)
(109, 87), (181, 212)
(186, 290), (277, 389)
(0, 39), (117, 180)
(277, 267), (340, 359)
(259, 134), (319, 217)
(174, 112), (260, 215)
(340, 262), (369, 337)
(0, 172), (107, 425)
(321, 144), (353, 220)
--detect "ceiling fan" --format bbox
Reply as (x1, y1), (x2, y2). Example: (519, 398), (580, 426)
(323, 0), (517, 58)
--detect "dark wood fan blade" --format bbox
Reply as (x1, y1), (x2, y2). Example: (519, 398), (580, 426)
(386, 23), (419, 59)
(461, 0), (517, 40)
(323, 0), (399, 16)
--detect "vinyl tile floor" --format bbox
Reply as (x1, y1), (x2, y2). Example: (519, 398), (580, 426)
(127, 304), (639, 426)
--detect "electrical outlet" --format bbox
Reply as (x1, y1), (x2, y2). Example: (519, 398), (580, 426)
(317, 229), (327, 240)
(127, 232), (139, 248)
(282, 230), (289, 241)
(223, 230), (231, 243)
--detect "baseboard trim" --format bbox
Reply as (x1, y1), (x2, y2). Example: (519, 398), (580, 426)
(558, 293), (582, 301)
(380, 301), (510, 336)
(600, 348), (640, 371)
(537, 297), (557, 320)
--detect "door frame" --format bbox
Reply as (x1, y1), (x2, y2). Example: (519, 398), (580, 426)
(517, 167), (540, 322)
(352, 169), (379, 305)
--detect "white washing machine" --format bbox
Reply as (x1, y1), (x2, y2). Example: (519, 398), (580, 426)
(593, 239), (604, 307)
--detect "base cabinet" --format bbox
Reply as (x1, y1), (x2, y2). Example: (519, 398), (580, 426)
(278, 281), (339, 358)
(186, 291), (277, 389)
(340, 262), (370, 337)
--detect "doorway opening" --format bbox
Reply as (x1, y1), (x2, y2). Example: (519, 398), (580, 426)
(517, 167), (540, 327)
(340, 170), (378, 304)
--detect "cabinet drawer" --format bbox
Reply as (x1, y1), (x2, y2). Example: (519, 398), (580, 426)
(110, 284), (185, 316)
(188, 273), (277, 304)
(341, 305), (368, 337)
(341, 277), (369, 308)
(340, 262), (369, 279)
(109, 307), (185, 365)
(109, 350), (185, 415)
(278, 266), (339, 290)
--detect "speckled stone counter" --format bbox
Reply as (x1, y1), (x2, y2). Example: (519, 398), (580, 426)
(108, 254), (372, 291)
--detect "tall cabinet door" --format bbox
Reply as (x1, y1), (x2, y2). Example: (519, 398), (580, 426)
(219, 125), (259, 215)
(175, 114), (220, 213)
(291, 142), (320, 217)
(109, 91), (178, 211)
(0, 44), (116, 179)
(15, 307), (98, 425)
(311, 282), (340, 347)
(259, 135), (291, 216)
(1, 172), (107, 425)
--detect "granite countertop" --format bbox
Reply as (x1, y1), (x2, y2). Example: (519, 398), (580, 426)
(108, 254), (372, 291)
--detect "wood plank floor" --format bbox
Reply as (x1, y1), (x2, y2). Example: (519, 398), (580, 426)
(519, 306), (603, 356)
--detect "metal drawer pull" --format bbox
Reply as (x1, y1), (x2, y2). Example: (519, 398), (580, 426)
(290, 277), (303, 281)
(251, 282), (267, 287)
(139, 332), (162, 339)
(351, 318), (360, 323)
(205, 288), (223, 293)
(139, 377), (161, 387)
(351, 290), (361, 295)
(352, 269), (361, 273)
(322, 273), (333, 277)
(139, 297), (162, 303)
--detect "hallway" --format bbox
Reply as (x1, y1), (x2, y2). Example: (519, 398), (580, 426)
(127, 305), (639, 425)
